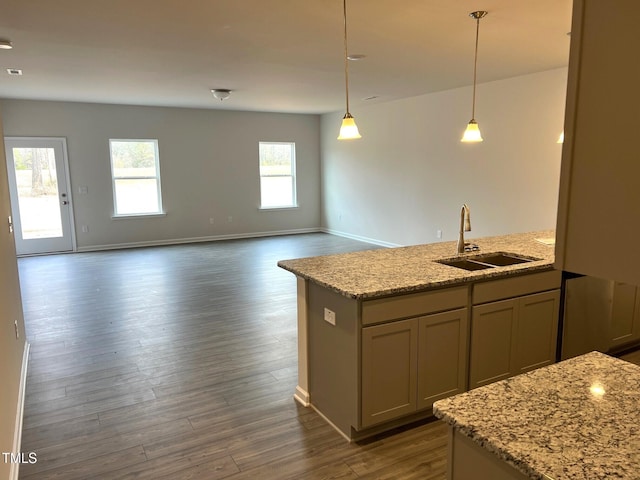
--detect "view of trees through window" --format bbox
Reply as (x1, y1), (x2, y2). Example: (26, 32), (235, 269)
(13, 148), (58, 196)
(259, 142), (296, 208)
(109, 139), (162, 215)
(11, 147), (63, 238)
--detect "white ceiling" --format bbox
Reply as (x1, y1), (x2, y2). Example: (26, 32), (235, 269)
(0, 0), (573, 114)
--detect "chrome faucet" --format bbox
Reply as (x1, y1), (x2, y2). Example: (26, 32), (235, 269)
(457, 204), (471, 254)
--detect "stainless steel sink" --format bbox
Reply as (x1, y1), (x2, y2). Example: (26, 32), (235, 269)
(436, 252), (540, 271)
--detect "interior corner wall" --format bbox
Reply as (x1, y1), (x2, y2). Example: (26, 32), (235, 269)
(0, 104), (28, 480)
(320, 67), (568, 247)
(0, 100), (321, 250)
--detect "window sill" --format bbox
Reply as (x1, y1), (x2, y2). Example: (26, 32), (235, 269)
(112, 212), (167, 220)
(258, 205), (299, 211)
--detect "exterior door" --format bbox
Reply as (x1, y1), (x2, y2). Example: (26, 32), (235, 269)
(4, 137), (75, 255)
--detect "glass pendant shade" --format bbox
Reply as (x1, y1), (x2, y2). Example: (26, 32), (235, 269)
(338, 114), (361, 140)
(461, 120), (483, 142)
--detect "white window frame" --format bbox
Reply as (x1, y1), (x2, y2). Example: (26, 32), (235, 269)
(258, 141), (298, 209)
(109, 139), (164, 217)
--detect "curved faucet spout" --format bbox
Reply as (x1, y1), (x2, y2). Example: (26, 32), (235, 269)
(457, 204), (471, 254)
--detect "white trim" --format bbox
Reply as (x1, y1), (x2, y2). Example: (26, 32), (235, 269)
(293, 386), (310, 407)
(10, 342), (30, 480)
(111, 212), (167, 220)
(258, 206), (299, 211)
(321, 227), (401, 248)
(76, 227), (322, 252)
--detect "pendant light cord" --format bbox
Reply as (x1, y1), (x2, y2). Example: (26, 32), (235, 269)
(343, 0), (351, 116)
(471, 15), (480, 120)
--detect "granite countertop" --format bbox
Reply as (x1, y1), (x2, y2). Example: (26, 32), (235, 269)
(433, 352), (640, 480)
(277, 230), (556, 299)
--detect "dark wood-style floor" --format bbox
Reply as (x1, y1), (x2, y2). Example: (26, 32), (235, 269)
(18, 233), (449, 480)
(18, 233), (640, 479)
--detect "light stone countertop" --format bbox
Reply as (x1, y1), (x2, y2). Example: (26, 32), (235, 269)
(278, 230), (556, 299)
(433, 351), (640, 480)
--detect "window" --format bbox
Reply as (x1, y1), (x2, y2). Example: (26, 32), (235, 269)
(259, 142), (297, 208)
(109, 139), (163, 216)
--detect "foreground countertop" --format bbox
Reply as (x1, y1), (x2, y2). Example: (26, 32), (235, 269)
(277, 230), (556, 299)
(433, 351), (640, 480)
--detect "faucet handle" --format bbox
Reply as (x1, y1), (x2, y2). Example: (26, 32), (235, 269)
(464, 243), (480, 252)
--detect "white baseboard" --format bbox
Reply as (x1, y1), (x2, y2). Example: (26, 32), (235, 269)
(10, 342), (30, 480)
(293, 386), (310, 407)
(76, 228), (322, 252)
(321, 228), (401, 248)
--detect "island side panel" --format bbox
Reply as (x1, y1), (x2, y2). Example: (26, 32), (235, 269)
(307, 282), (359, 439)
(448, 427), (530, 480)
(294, 276), (310, 406)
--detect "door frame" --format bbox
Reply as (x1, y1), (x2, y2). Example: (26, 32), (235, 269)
(4, 136), (77, 255)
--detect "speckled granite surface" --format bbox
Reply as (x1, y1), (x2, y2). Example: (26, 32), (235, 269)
(278, 230), (556, 299)
(433, 351), (640, 480)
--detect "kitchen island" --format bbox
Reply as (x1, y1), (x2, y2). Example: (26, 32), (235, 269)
(433, 351), (640, 479)
(278, 230), (560, 440)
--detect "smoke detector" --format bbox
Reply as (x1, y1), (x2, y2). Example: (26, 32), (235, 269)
(211, 89), (232, 101)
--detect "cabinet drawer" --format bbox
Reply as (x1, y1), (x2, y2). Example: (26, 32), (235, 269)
(472, 270), (561, 305)
(362, 286), (468, 326)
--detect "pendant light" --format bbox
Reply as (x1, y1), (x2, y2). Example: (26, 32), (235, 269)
(461, 11), (488, 143)
(337, 0), (361, 140)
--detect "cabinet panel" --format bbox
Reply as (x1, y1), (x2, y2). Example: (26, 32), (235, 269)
(514, 290), (560, 374)
(473, 270), (561, 304)
(610, 282), (640, 349)
(362, 286), (467, 326)
(555, 0), (640, 285)
(361, 319), (418, 428)
(469, 300), (517, 389)
(417, 308), (468, 409)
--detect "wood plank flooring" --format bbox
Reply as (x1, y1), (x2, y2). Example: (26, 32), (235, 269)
(17, 233), (640, 479)
(18, 233), (448, 480)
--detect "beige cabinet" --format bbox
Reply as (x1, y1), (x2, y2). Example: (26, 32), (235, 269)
(361, 318), (419, 427)
(307, 271), (560, 439)
(555, 0), (640, 285)
(417, 309), (469, 408)
(513, 291), (561, 375)
(469, 299), (518, 389)
(361, 308), (468, 428)
(610, 282), (640, 350)
(469, 271), (561, 390)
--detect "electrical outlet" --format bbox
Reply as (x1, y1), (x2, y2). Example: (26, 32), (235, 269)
(437, 229), (443, 239)
(209, 217), (215, 225)
(227, 216), (233, 223)
(81, 225), (89, 233)
(14, 320), (19, 339)
(324, 308), (336, 326)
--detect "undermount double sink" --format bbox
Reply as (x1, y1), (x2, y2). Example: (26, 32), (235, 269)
(436, 252), (540, 271)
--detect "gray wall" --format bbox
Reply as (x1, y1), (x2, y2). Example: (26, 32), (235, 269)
(0, 100), (321, 250)
(321, 68), (568, 247)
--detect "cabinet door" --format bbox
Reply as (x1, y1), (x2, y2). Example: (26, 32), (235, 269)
(514, 290), (560, 375)
(610, 283), (640, 349)
(417, 308), (468, 409)
(361, 319), (418, 428)
(469, 299), (517, 389)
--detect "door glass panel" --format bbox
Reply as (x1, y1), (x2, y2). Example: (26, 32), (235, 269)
(12, 147), (63, 239)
